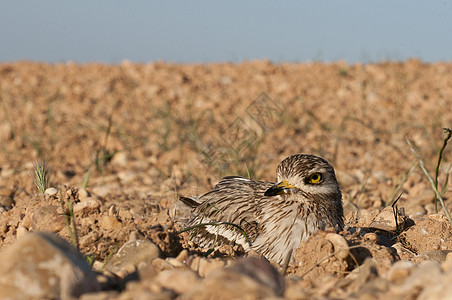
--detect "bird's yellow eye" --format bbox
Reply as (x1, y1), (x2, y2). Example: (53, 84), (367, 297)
(309, 173), (322, 184)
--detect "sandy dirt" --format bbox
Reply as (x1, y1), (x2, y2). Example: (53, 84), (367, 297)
(0, 60), (452, 298)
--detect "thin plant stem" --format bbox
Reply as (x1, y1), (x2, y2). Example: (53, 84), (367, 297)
(406, 138), (452, 226)
(434, 128), (452, 212)
(385, 162), (415, 206)
(391, 192), (403, 236)
(59, 189), (77, 248)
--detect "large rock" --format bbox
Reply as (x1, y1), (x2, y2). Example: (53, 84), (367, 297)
(369, 206), (406, 231)
(105, 239), (161, 276)
(31, 205), (66, 232)
(0, 232), (99, 299)
(182, 257), (284, 299)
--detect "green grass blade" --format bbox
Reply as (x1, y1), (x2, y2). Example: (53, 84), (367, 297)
(33, 160), (48, 194)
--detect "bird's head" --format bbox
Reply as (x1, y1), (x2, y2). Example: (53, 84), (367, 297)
(264, 154), (341, 198)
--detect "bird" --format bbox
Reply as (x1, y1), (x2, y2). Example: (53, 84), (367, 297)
(179, 154), (344, 265)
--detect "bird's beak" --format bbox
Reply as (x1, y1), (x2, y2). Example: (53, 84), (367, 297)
(264, 180), (296, 196)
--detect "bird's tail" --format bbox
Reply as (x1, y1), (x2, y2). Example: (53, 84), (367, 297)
(178, 195), (201, 208)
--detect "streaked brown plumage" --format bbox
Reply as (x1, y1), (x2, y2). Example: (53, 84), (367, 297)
(180, 154), (344, 264)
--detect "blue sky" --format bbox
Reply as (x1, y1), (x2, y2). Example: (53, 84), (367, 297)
(1, 1), (451, 64)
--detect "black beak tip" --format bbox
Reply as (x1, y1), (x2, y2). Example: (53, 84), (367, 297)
(264, 186), (279, 197)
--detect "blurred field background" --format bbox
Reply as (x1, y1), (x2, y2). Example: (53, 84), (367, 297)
(1, 60), (451, 216)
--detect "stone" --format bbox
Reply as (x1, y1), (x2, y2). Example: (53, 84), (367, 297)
(284, 276), (311, 300)
(79, 231), (100, 248)
(0, 232), (99, 299)
(118, 208), (133, 220)
(175, 249), (188, 263)
(16, 226), (28, 238)
(345, 258), (378, 285)
(369, 206), (405, 231)
(166, 257), (186, 268)
(385, 260), (415, 283)
(108, 204), (117, 216)
(315, 274), (340, 297)
(352, 278), (389, 300)
(150, 258), (176, 273)
(128, 231), (139, 241)
(117, 170), (136, 183)
(391, 242), (416, 261)
(418, 271), (452, 300)
(92, 186), (113, 198)
(154, 268), (200, 294)
(398, 260), (442, 295)
(78, 188), (90, 201)
(73, 198), (101, 216)
(187, 256), (227, 277)
(100, 215), (122, 230)
(111, 151), (128, 167)
(105, 239), (161, 275)
(31, 205), (66, 232)
(358, 208), (381, 227)
(405, 204), (427, 217)
(418, 250), (452, 263)
(442, 252), (452, 272)
(182, 257), (284, 299)
(363, 232), (379, 244)
(325, 233), (349, 260)
(44, 187), (58, 196)
(428, 214), (449, 223)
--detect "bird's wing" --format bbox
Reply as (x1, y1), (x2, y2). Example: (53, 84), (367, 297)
(191, 176), (273, 242)
(213, 175), (255, 189)
(179, 195), (202, 208)
(179, 176), (253, 208)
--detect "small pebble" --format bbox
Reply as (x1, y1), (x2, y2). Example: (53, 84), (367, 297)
(44, 187), (58, 196)
(166, 258), (186, 268)
(16, 226), (28, 238)
(154, 269), (200, 294)
(105, 239), (161, 275)
(73, 199), (101, 215)
(108, 205), (117, 216)
(386, 260), (414, 283)
(176, 249), (189, 263)
(129, 231), (139, 241)
(100, 216), (122, 230)
(363, 232), (379, 244)
(118, 209), (133, 220)
(442, 252), (452, 272)
(325, 233), (349, 260)
(78, 188), (90, 201)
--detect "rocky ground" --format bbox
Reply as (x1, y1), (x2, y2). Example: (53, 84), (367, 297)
(0, 60), (452, 299)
